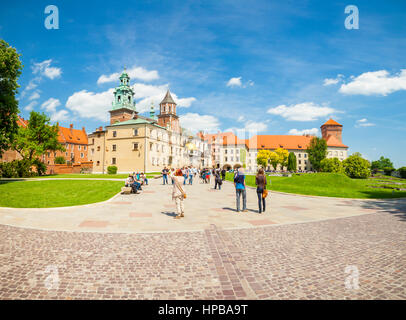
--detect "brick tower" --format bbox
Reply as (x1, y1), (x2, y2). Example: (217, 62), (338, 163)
(321, 118), (343, 143)
(158, 90), (180, 132)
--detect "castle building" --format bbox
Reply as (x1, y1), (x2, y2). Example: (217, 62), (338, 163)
(88, 70), (211, 173)
(203, 118), (348, 172)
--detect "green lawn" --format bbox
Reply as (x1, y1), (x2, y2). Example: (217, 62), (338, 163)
(226, 172), (406, 199)
(29, 173), (159, 179)
(0, 180), (123, 208)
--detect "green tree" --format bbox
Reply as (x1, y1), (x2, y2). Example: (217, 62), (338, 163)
(12, 111), (64, 173)
(320, 157), (344, 173)
(275, 148), (289, 170)
(306, 137), (327, 172)
(287, 152), (297, 171)
(343, 154), (371, 179)
(256, 149), (270, 168)
(54, 156), (66, 164)
(0, 40), (23, 157)
(371, 156), (394, 171)
(269, 152), (279, 170)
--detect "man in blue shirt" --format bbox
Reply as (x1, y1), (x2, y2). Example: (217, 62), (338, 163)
(234, 167), (247, 212)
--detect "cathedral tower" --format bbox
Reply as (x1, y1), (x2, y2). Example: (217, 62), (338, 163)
(158, 89), (180, 132)
(109, 69), (137, 125)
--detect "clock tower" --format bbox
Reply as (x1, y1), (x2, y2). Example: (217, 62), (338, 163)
(158, 89), (180, 132)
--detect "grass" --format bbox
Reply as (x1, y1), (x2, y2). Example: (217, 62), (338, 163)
(0, 180), (123, 208)
(226, 172), (406, 199)
(17, 173), (160, 179)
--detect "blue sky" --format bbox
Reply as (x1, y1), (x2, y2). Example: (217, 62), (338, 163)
(1, 0), (405, 167)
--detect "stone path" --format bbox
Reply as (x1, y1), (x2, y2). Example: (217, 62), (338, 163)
(1, 177), (405, 233)
(0, 177), (405, 299)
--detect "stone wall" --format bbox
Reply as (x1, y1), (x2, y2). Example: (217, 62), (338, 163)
(46, 161), (93, 174)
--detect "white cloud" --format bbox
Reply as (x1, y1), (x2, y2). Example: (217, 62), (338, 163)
(132, 83), (196, 113)
(244, 121), (267, 132)
(179, 113), (220, 133)
(355, 118), (375, 127)
(237, 115), (245, 122)
(267, 102), (338, 122)
(32, 59), (62, 79)
(227, 77), (242, 87)
(50, 110), (69, 122)
(288, 128), (319, 135)
(97, 66), (159, 84)
(339, 69), (406, 96)
(224, 121), (267, 137)
(66, 89), (114, 122)
(28, 91), (40, 101)
(41, 98), (61, 113)
(24, 101), (38, 111)
(323, 74), (344, 86)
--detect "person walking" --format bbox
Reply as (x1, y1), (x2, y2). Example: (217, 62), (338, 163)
(162, 167), (169, 185)
(234, 167), (247, 212)
(255, 168), (267, 213)
(182, 167), (188, 185)
(172, 169), (186, 219)
(188, 166), (193, 185)
(214, 170), (222, 190)
(221, 168), (226, 181)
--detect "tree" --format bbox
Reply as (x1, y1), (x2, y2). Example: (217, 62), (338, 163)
(342, 154), (371, 179)
(54, 156), (66, 164)
(256, 150), (270, 168)
(275, 148), (289, 170)
(320, 157), (344, 173)
(306, 137), (327, 172)
(12, 111), (64, 173)
(269, 152), (279, 170)
(371, 156), (394, 171)
(0, 40), (23, 157)
(287, 152), (297, 171)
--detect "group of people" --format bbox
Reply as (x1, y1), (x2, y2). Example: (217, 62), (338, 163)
(125, 165), (269, 219)
(233, 167), (268, 213)
(124, 172), (148, 194)
(161, 166), (198, 186)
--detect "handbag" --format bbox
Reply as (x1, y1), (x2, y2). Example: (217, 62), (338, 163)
(262, 189), (268, 198)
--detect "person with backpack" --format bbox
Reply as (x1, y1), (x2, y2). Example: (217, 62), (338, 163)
(233, 167), (247, 212)
(221, 168), (226, 181)
(255, 168), (268, 213)
(214, 170), (222, 190)
(162, 167), (169, 185)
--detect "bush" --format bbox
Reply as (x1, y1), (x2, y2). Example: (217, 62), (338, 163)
(343, 154), (371, 179)
(383, 167), (395, 176)
(107, 166), (117, 174)
(33, 159), (47, 176)
(0, 159), (33, 178)
(398, 167), (406, 179)
(320, 157), (344, 173)
(54, 156), (66, 164)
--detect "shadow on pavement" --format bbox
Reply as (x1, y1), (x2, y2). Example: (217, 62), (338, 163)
(361, 199), (406, 222)
(161, 211), (177, 217)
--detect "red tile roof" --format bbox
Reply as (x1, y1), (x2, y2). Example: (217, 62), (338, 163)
(322, 118), (342, 126)
(58, 125), (88, 144)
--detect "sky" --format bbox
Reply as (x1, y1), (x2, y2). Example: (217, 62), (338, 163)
(1, 0), (405, 167)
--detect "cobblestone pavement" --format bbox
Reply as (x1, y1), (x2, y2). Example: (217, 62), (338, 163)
(1, 211), (405, 299)
(1, 178), (405, 233)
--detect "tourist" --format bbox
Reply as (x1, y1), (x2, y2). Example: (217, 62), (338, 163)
(172, 168), (186, 219)
(206, 169), (211, 183)
(170, 168), (175, 185)
(214, 170), (222, 190)
(182, 167), (188, 185)
(255, 168), (267, 214)
(140, 172), (148, 185)
(188, 166), (193, 185)
(234, 167), (247, 212)
(221, 168), (226, 181)
(126, 174), (140, 194)
(162, 167), (169, 185)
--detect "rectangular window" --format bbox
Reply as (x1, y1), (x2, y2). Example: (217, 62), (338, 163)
(134, 129), (138, 136)
(91, 149), (94, 155)
(112, 131), (117, 137)
(84, 146), (87, 150)
(78, 145), (81, 150)
(112, 144), (117, 151)
(80, 153), (84, 158)
(133, 143), (139, 150)
(299, 160), (301, 164)
(96, 161), (100, 166)
(298, 154), (301, 158)
(304, 153), (307, 158)
(112, 158), (116, 165)
(97, 146), (100, 151)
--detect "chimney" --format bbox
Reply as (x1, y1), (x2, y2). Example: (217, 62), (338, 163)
(82, 126), (86, 132)
(69, 124), (73, 134)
